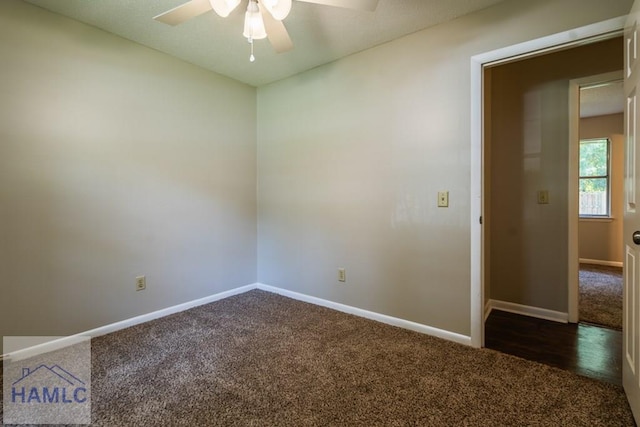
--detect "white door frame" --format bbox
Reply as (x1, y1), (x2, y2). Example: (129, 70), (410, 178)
(567, 71), (624, 323)
(470, 16), (627, 348)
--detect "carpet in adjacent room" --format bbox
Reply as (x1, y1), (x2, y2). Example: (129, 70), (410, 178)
(579, 263), (623, 330)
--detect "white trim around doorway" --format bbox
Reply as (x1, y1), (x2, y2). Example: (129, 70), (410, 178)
(470, 16), (627, 348)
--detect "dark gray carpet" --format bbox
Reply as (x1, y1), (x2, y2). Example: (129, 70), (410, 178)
(579, 264), (623, 330)
(1, 290), (635, 426)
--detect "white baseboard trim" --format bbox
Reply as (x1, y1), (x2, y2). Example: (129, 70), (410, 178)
(257, 283), (472, 346)
(3, 282), (474, 361)
(2, 284), (258, 362)
(484, 300), (492, 322)
(488, 299), (568, 323)
(579, 258), (623, 268)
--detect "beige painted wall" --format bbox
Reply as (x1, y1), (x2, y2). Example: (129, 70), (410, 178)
(0, 0), (257, 339)
(579, 113), (624, 263)
(257, 0), (632, 335)
(1, 0), (631, 344)
(488, 39), (622, 312)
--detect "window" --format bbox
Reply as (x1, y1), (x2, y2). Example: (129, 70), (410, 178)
(579, 138), (610, 217)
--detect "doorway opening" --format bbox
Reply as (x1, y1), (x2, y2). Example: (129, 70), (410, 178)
(469, 17), (627, 349)
(476, 28), (624, 385)
(569, 74), (625, 330)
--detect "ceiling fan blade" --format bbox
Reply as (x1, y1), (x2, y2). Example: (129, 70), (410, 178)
(295, 0), (378, 12)
(260, 5), (294, 53)
(153, 0), (213, 26)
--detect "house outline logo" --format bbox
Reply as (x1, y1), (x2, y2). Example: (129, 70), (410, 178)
(13, 364), (86, 387)
(11, 364), (88, 404)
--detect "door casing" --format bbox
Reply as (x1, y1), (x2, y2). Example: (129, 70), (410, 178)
(470, 16), (627, 348)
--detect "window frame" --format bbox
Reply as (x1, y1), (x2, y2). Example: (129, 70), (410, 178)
(578, 137), (611, 218)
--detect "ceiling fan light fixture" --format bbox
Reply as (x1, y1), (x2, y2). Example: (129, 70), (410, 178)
(261, 0), (292, 21)
(243, 0), (267, 41)
(209, 0), (241, 18)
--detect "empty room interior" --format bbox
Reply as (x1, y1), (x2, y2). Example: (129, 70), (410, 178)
(1, 0), (639, 425)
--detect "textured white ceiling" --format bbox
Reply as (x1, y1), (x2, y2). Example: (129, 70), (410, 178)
(22, 0), (506, 87)
(580, 80), (624, 118)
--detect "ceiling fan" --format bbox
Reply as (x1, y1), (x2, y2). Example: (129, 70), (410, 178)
(154, 0), (379, 61)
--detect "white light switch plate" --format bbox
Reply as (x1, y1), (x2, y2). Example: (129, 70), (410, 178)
(438, 191), (449, 207)
(537, 190), (549, 204)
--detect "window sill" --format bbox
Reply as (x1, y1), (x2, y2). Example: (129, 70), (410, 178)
(579, 217), (614, 223)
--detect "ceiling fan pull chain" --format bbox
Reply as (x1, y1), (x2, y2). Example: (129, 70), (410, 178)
(249, 38), (256, 62)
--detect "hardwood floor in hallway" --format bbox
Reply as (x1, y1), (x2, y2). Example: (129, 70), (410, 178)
(485, 309), (623, 387)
